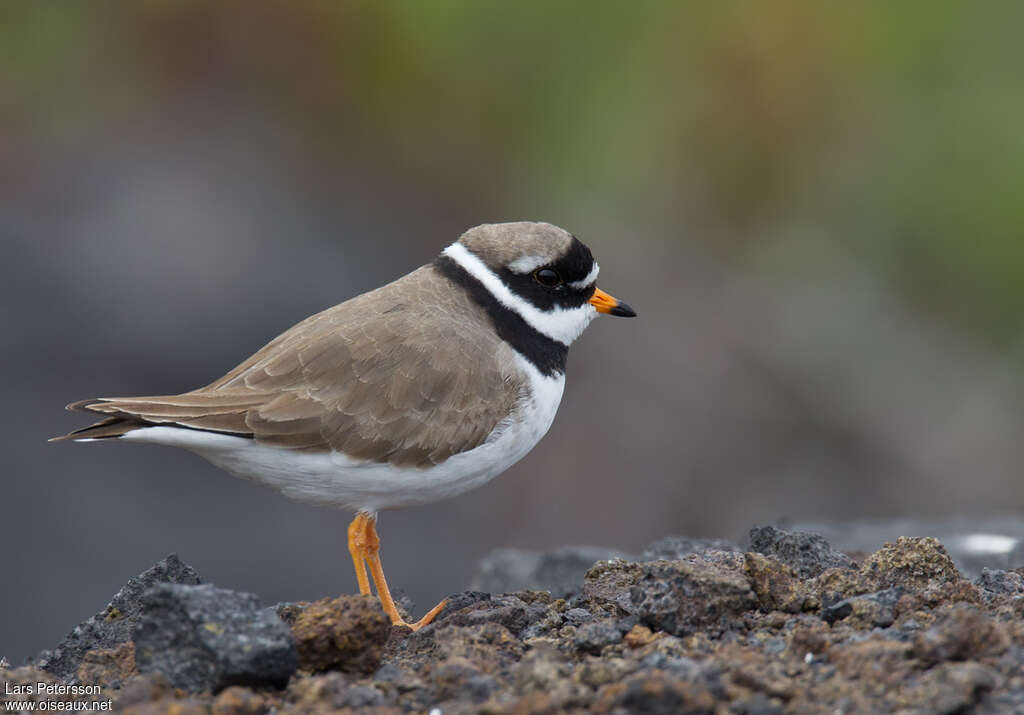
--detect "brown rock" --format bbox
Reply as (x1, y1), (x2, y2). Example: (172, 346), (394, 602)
(830, 637), (915, 688)
(912, 606), (1009, 665)
(581, 559), (644, 611)
(591, 670), (717, 714)
(77, 641), (137, 688)
(744, 552), (809, 613)
(114, 673), (175, 708)
(290, 595), (390, 674)
(902, 661), (1000, 713)
(210, 687), (267, 715)
(787, 624), (830, 658)
(861, 536), (960, 591)
(812, 566), (868, 604)
(623, 624), (662, 649)
(120, 699), (211, 715)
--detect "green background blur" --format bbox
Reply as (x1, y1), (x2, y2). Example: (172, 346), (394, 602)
(4, 2), (1024, 661)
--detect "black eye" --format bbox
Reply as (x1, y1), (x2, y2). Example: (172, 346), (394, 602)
(533, 268), (562, 287)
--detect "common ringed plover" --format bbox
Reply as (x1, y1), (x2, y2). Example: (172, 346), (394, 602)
(53, 221), (636, 630)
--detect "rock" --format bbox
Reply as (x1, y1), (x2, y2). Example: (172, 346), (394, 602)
(283, 672), (350, 712)
(591, 670), (718, 714)
(35, 554), (201, 680)
(904, 661), (999, 714)
(210, 686), (267, 715)
(113, 673), (174, 708)
(642, 536), (740, 561)
(820, 588), (903, 628)
(743, 552), (810, 613)
(830, 637), (915, 688)
(861, 536), (961, 590)
(290, 595), (390, 674)
(912, 606), (1009, 665)
(975, 567), (1024, 596)
(582, 559), (644, 611)
(435, 593), (548, 636)
(629, 559), (759, 636)
(0, 666), (107, 709)
(792, 516), (1024, 578)
(786, 624), (830, 658)
(76, 641), (137, 688)
(133, 583), (297, 693)
(428, 656), (497, 703)
(119, 698), (212, 715)
(572, 621), (623, 654)
(471, 546), (633, 597)
(748, 526), (852, 579)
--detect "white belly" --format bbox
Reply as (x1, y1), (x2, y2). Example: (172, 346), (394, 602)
(119, 357), (565, 512)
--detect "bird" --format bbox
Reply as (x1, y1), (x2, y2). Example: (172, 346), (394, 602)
(53, 221), (636, 630)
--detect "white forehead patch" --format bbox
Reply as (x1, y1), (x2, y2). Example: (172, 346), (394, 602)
(569, 262), (600, 290)
(507, 254), (550, 274)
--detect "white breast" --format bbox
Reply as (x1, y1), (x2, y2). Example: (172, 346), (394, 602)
(119, 355), (565, 513)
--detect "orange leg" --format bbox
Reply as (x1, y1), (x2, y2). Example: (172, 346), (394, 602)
(347, 515), (372, 595)
(346, 512), (448, 631)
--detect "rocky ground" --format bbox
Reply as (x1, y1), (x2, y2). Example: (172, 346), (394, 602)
(4, 526), (1024, 714)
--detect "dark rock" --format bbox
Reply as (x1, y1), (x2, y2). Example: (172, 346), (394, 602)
(429, 656), (496, 703)
(289, 595), (390, 674)
(748, 526), (852, 579)
(629, 559), (759, 636)
(436, 593), (547, 636)
(792, 516), (1024, 578)
(563, 607), (592, 625)
(975, 567), (1024, 596)
(743, 552), (810, 613)
(731, 693), (784, 715)
(35, 554), (201, 680)
(642, 536), (740, 561)
(471, 546), (633, 597)
(820, 588), (903, 628)
(912, 606), (1009, 665)
(435, 590), (491, 619)
(572, 621), (622, 654)
(338, 685), (383, 708)
(133, 583), (297, 693)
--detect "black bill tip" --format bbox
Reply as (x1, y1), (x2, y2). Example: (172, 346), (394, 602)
(609, 301), (637, 318)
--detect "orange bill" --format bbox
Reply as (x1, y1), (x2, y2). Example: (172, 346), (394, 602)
(589, 287), (636, 317)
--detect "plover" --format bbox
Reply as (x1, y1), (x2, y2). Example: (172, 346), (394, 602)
(53, 221), (636, 630)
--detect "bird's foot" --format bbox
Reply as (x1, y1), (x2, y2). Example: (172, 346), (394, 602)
(391, 598), (448, 631)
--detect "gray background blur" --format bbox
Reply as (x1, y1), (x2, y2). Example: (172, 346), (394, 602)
(5, 4), (1024, 661)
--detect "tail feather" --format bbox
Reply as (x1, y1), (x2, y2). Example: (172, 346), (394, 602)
(49, 416), (147, 442)
(53, 392), (264, 442)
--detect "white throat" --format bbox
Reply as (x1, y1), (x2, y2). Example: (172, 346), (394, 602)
(443, 242), (598, 346)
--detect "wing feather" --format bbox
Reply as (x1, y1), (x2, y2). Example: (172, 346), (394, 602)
(60, 266), (523, 467)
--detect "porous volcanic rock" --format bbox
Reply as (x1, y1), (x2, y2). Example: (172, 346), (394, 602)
(133, 583), (297, 693)
(26, 528), (1024, 713)
(33, 554), (200, 680)
(289, 595), (390, 674)
(749, 525), (853, 579)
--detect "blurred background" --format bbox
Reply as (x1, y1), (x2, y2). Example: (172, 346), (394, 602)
(4, 2), (1024, 661)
